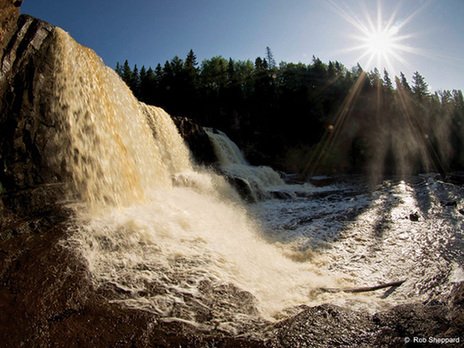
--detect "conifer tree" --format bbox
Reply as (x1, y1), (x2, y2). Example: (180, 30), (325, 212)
(399, 72), (411, 92)
(265, 46), (276, 69)
(383, 69), (393, 91)
(115, 62), (123, 77)
(122, 59), (132, 86)
(412, 71), (429, 99)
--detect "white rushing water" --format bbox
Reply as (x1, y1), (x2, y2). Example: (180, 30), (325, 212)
(48, 28), (343, 330)
(204, 128), (286, 200)
(44, 28), (463, 334)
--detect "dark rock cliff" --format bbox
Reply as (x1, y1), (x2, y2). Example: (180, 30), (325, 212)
(0, 12), (65, 214)
(172, 115), (217, 166)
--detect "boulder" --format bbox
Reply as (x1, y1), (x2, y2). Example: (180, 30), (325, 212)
(225, 175), (256, 203)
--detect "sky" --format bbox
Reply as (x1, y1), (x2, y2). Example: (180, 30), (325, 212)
(22, 0), (464, 92)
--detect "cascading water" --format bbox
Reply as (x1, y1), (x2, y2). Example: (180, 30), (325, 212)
(47, 28), (341, 331)
(204, 128), (286, 200)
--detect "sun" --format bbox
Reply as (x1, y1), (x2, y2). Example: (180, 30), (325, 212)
(359, 24), (402, 69)
(329, 0), (421, 73)
(365, 27), (397, 57)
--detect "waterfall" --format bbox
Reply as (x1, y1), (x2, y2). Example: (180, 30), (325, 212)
(46, 28), (337, 330)
(204, 128), (248, 165)
(204, 128), (285, 200)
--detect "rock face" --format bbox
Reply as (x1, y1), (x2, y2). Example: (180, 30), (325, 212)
(172, 115), (217, 166)
(0, 14), (60, 213)
(0, 0), (21, 57)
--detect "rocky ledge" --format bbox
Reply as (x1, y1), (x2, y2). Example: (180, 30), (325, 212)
(172, 115), (217, 166)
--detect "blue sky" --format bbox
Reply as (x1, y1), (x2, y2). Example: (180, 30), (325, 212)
(22, 0), (464, 91)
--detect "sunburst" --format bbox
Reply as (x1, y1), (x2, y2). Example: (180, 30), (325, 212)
(330, 0), (424, 73)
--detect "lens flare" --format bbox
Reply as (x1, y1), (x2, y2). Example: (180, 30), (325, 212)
(329, 0), (426, 73)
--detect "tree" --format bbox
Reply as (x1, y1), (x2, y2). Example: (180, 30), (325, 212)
(122, 59), (133, 86)
(265, 46), (276, 69)
(115, 62), (123, 77)
(383, 69), (393, 91)
(130, 64), (140, 95)
(139, 65), (156, 103)
(399, 72), (411, 92)
(185, 49), (198, 70)
(368, 68), (381, 88)
(201, 56), (228, 91)
(412, 71), (429, 99)
(254, 57), (268, 70)
(112, 50), (464, 175)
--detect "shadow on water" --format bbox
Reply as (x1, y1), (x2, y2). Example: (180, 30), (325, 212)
(250, 176), (375, 248)
(251, 174), (464, 266)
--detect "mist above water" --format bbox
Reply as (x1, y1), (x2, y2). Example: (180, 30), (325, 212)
(48, 28), (343, 329)
(21, 24), (462, 336)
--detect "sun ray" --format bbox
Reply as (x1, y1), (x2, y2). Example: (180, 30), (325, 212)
(327, 0), (432, 74)
(303, 72), (368, 176)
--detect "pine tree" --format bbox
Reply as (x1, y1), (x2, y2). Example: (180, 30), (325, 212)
(255, 57), (268, 70)
(115, 62), (123, 77)
(185, 49), (198, 70)
(265, 46), (276, 69)
(369, 67), (381, 88)
(399, 72), (411, 92)
(138, 66), (148, 102)
(412, 71), (429, 99)
(122, 60), (132, 86)
(383, 69), (393, 91)
(131, 64), (140, 95)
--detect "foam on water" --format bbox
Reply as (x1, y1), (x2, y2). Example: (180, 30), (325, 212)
(48, 28), (342, 328)
(40, 28), (462, 333)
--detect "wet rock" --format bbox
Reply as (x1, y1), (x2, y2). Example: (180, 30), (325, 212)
(442, 200), (457, 207)
(445, 282), (464, 336)
(409, 212), (420, 221)
(171, 116), (217, 166)
(446, 172), (464, 185)
(0, 14), (57, 212)
(372, 283), (464, 346)
(282, 173), (305, 184)
(269, 190), (294, 200)
(225, 175), (257, 203)
(269, 304), (375, 347)
(308, 176), (335, 187)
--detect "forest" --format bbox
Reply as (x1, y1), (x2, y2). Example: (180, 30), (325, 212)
(115, 48), (464, 177)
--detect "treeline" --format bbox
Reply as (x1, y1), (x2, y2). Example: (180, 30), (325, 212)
(115, 48), (464, 176)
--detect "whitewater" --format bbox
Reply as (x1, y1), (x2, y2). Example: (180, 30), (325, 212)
(42, 27), (464, 334)
(44, 28), (345, 331)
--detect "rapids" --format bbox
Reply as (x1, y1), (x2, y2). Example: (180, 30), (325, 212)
(50, 28), (339, 330)
(45, 28), (463, 334)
